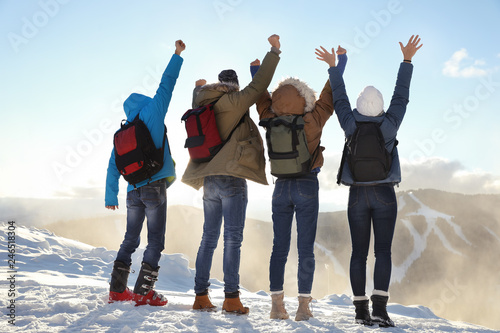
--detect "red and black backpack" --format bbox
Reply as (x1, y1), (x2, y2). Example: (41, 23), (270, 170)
(181, 99), (245, 163)
(113, 115), (166, 187)
(181, 101), (223, 163)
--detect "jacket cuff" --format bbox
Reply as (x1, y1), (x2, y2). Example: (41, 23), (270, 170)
(271, 46), (281, 55)
(328, 66), (341, 75)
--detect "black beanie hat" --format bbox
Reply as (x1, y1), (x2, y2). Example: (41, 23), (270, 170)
(218, 69), (239, 86)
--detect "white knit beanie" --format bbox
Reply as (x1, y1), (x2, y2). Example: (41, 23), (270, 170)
(356, 86), (384, 117)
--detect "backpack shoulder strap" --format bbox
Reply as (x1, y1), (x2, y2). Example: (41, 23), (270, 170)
(336, 138), (348, 185)
(224, 112), (247, 143)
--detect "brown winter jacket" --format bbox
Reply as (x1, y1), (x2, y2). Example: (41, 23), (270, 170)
(255, 78), (334, 171)
(181, 50), (280, 190)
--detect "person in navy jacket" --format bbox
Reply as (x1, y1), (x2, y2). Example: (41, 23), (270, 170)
(316, 35), (422, 327)
(105, 39), (185, 306)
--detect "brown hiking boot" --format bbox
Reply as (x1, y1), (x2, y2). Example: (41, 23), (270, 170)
(270, 292), (289, 319)
(193, 294), (217, 312)
(222, 292), (249, 315)
(295, 296), (313, 321)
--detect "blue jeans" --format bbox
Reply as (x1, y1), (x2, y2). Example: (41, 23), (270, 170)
(347, 184), (397, 296)
(115, 181), (167, 268)
(269, 173), (319, 295)
(194, 175), (248, 294)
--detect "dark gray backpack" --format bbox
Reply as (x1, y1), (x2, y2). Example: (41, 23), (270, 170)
(337, 121), (396, 184)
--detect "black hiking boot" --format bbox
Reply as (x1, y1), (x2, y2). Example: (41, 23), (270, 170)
(353, 298), (373, 326)
(371, 294), (395, 327)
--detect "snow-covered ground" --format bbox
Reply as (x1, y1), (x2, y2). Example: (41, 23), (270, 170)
(1, 224), (498, 333)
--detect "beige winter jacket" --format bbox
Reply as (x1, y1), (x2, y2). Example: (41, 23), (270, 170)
(255, 79), (334, 171)
(181, 50), (280, 190)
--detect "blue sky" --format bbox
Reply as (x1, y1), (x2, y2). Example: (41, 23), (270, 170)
(1, 0), (500, 220)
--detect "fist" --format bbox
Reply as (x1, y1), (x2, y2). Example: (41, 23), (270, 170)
(268, 34), (280, 49)
(336, 45), (346, 55)
(195, 79), (207, 87)
(250, 59), (261, 66)
(175, 40), (186, 54)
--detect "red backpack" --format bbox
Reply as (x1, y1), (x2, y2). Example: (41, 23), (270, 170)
(113, 115), (166, 187)
(181, 101), (224, 163)
(181, 100), (246, 163)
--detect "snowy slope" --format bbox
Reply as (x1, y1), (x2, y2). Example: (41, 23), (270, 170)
(0, 224), (497, 333)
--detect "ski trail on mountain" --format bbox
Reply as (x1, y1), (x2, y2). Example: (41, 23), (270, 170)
(392, 192), (472, 283)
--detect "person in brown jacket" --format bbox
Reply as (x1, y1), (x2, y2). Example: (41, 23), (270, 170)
(183, 35), (281, 314)
(250, 46), (347, 321)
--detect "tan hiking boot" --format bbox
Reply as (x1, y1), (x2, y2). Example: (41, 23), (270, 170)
(222, 295), (249, 315)
(193, 294), (217, 312)
(295, 296), (313, 321)
(270, 293), (289, 319)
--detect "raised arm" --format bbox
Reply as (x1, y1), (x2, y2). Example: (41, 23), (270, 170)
(217, 35), (281, 138)
(249, 58), (274, 120)
(317, 45), (356, 134)
(227, 35), (280, 109)
(312, 46), (349, 127)
(250, 59), (260, 78)
(384, 35), (422, 131)
(191, 79), (206, 108)
(150, 39), (185, 118)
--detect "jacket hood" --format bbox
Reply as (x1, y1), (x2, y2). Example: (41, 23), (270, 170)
(270, 78), (317, 116)
(195, 82), (240, 106)
(123, 93), (152, 118)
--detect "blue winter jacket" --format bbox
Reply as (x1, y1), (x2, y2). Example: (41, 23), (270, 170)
(329, 62), (413, 186)
(105, 54), (183, 206)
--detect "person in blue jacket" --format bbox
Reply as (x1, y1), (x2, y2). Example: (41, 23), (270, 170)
(316, 35), (422, 327)
(105, 39), (185, 306)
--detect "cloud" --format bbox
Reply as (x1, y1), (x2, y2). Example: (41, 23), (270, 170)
(442, 48), (488, 78)
(319, 155), (500, 194)
(399, 157), (500, 194)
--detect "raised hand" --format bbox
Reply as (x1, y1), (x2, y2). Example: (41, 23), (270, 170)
(195, 79), (206, 87)
(268, 34), (280, 50)
(250, 59), (261, 67)
(315, 46), (336, 67)
(399, 35), (422, 61)
(175, 40), (186, 55)
(336, 45), (347, 55)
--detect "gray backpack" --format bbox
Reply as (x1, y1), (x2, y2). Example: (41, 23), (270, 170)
(259, 115), (311, 178)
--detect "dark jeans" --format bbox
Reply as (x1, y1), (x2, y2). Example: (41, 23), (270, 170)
(116, 181), (167, 268)
(194, 175), (248, 294)
(347, 184), (397, 296)
(269, 173), (319, 294)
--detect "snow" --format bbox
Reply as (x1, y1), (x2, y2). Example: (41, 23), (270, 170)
(1, 224), (498, 333)
(484, 226), (500, 243)
(392, 193), (473, 283)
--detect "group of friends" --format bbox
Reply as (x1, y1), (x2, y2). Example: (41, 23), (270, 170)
(104, 34), (423, 327)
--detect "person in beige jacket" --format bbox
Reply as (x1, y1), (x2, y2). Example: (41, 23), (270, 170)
(183, 35), (281, 314)
(249, 46), (347, 321)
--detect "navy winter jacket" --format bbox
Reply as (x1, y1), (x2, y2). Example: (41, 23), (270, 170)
(329, 62), (413, 186)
